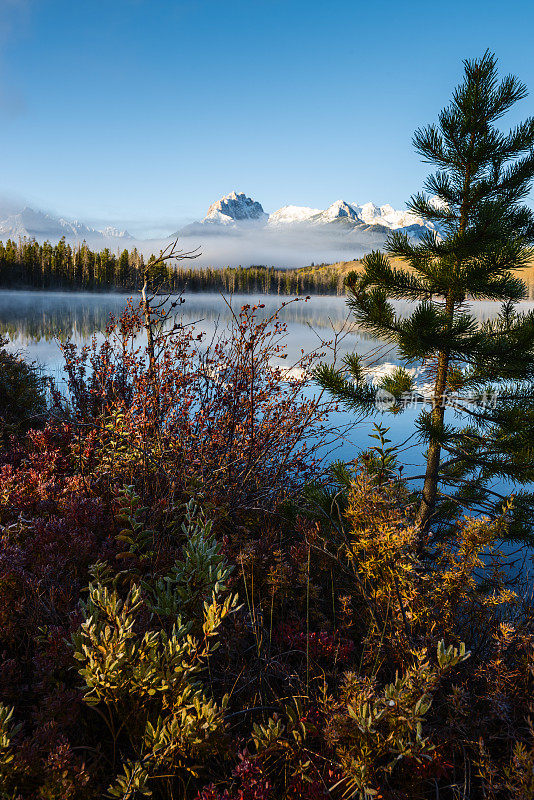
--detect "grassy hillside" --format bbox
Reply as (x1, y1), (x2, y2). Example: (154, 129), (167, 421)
(298, 257), (534, 298)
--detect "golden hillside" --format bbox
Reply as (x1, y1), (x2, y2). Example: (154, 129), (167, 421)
(298, 257), (534, 297)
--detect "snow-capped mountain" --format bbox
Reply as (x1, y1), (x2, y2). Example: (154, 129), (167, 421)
(313, 199), (363, 224)
(100, 225), (132, 239)
(268, 199), (435, 232)
(165, 192), (438, 268)
(183, 192), (437, 237)
(268, 205), (323, 226)
(0, 207), (132, 243)
(204, 191), (268, 225)
(0, 192), (438, 269)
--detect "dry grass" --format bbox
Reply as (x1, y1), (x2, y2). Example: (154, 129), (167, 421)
(299, 257), (534, 298)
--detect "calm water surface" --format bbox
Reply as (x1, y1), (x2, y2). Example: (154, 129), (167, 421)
(2, 290), (533, 478)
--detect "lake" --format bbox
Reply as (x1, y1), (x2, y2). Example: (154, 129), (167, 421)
(2, 289), (533, 479)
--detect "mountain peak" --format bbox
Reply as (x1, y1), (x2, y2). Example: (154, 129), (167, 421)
(190, 193), (437, 238)
(100, 226), (133, 240)
(0, 207), (134, 242)
(267, 205), (322, 226)
(321, 200), (361, 222)
(204, 192), (268, 225)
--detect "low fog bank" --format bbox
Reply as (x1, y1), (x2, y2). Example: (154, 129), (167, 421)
(1, 218), (390, 268)
(118, 225), (388, 268)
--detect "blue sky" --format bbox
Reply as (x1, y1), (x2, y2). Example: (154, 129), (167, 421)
(1, 0), (534, 236)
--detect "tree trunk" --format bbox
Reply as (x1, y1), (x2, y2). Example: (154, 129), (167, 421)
(415, 292), (455, 534)
(415, 137), (474, 535)
(415, 349), (449, 533)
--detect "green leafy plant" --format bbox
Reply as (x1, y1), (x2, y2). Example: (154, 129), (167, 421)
(145, 500), (235, 630)
(72, 498), (239, 798)
(0, 703), (22, 790)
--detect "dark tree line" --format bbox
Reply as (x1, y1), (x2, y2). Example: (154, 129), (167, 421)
(0, 237), (347, 295)
(0, 238), (145, 291)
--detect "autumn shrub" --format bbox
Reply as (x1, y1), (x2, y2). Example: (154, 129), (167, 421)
(2, 429), (534, 798)
(3, 300), (534, 798)
(0, 424), (112, 798)
(53, 299), (331, 518)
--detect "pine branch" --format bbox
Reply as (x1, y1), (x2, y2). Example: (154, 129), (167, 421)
(360, 250), (432, 300)
(313, 364), (378, 414)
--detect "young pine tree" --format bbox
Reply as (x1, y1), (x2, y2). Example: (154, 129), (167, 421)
(317, 51), (534, 539)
